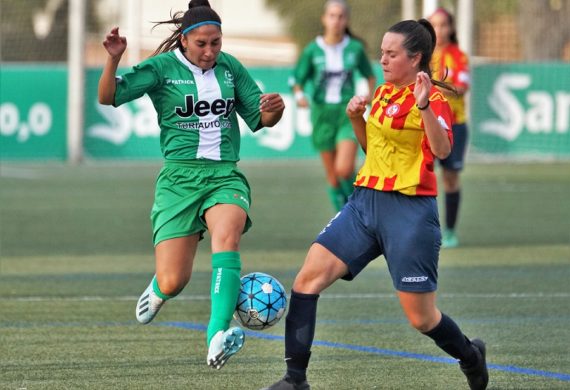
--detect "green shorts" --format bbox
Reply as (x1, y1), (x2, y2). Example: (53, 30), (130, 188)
(311, 103), (356, 152)
(150, 160), (252, 246)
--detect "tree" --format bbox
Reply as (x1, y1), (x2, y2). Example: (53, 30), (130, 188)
(265, 0), (401, 58)
(0, 0), (99, 62)
(517, 0), (570, 60)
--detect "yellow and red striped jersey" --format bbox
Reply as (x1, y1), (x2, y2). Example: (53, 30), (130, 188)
(355, 82), (453, 196)
(431, 43), (469, 124)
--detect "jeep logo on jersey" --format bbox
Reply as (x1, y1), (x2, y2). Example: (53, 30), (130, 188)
(175, 95), (235, 119)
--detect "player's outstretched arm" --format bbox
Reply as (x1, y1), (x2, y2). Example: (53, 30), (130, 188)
(98, 27), (127, 105)
(259, 93), (285, 127)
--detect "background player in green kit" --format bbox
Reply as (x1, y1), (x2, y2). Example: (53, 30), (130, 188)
(291, 0), (376, 212)
(98, 0), (285, 370)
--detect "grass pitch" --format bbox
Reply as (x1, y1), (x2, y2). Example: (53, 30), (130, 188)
(1, 161), (569, 389)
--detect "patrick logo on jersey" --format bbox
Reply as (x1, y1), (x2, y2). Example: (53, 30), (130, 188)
(175, 94), (235, 119)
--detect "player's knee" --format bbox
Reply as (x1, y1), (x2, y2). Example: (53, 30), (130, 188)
(443, 171), (460, 192)
(211, 230), (241, 252)
(335, 165), (354, 180)
(292, 272), (314, 293)
(157, 274), (189, 296)
(292, 271), (323, 295)
(407, 315), (435, 333)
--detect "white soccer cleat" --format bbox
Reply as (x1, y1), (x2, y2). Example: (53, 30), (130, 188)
(135, 279), (165, 324)
(206, 327), (245, 369)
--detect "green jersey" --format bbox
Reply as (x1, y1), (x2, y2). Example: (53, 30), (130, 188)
(292, 35), (374, 105)
(114, 50), (262, 161)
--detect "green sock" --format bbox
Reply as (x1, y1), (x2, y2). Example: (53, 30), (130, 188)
(207, 251), (242, 346)
(339, 176), (356, 199)
(327, 186), (346, 212)
(152, 275), (175, 300)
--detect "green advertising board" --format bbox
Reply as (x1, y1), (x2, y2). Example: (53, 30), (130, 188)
(2, 63), (568, 161)
(0, 66), (68, 160)
(471, 63), (570, 156)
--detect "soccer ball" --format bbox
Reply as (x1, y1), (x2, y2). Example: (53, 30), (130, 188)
(234, 272), (287, 330)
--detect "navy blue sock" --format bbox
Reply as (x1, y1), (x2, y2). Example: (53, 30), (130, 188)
(423, 313), (477, 365)
(284, 290), (319, 382)
(445, 191), (461, 230)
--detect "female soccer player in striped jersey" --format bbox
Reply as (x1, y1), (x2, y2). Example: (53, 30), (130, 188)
(263, 19), (488, 390)
(98, 0), (284, 369)
(291, 0), (376, 212)
(429, 7), (470, 248)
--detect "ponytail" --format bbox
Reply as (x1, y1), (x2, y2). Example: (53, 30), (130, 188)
(150, 0), (221, 57)
(388, 19), (456, 94)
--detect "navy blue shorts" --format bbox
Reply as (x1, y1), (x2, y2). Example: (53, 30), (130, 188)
(440, 123), (468, 171)
(315, 187), (441, 292)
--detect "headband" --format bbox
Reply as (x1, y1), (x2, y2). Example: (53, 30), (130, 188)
(182, 21), (221, 35)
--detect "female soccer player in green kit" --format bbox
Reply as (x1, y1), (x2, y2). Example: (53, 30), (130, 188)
(98, 0), (285, 370)
(291, 0), (376, 212)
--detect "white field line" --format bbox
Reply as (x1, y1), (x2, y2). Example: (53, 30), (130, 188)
(7, 292), (570, 302)
(0, 167), (42, 179)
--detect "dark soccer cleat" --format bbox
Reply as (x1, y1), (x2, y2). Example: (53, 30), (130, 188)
(261, 374), (311, 390)
(460, 338), (489, 390)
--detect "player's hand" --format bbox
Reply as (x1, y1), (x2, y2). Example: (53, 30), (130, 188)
(103, 27), (127, 59)
(414, 71), (432, 109)
(346, 95), (368, 119)
(260, 93), (285, 113)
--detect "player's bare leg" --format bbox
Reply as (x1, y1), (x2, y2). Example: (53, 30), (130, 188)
(136, 235), (198, 324)
(442, 168), (461, 248)
(334, 139), (358, 199)
(320, 150), (345, 212)
(398, 291), (488, 389)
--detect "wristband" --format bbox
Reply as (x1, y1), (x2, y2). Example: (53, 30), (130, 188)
(417, 100), (430, 110)
(294, 90), (305, 102)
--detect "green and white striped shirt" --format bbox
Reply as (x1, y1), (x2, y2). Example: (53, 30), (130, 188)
(115, 50), (262, 161)
(292, 35), (373, 105)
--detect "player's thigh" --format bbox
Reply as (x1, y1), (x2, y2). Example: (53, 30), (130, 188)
(319, 150), (337, 184)
(204, 204), (247, 252)
(334, 139), (358, 178)
(201, 165), (252, 251)
(155, 234), (200, 288)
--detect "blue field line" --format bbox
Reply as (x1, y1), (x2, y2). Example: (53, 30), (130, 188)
(159, 321), (570, 382)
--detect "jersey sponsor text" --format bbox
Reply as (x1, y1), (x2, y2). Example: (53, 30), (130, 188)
(175, 95), (235, 119)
